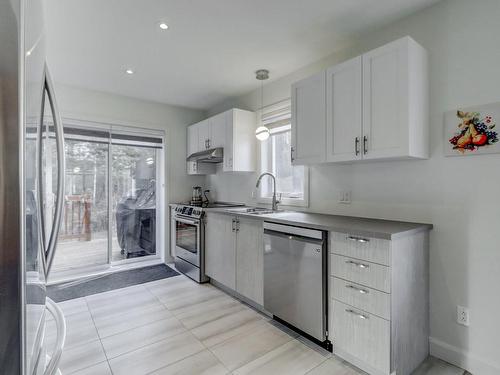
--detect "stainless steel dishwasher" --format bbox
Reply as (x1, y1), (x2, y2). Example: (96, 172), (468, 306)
(263, 222), (330, 349)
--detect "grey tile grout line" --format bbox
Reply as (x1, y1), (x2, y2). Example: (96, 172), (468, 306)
(83, 296), (115, 375)
(173, 305), (232, 374)
(100, 325), (190, 362)
(303, 357), (330, 375)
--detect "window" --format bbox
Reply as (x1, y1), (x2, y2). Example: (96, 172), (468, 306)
(259, 100), (309, 207)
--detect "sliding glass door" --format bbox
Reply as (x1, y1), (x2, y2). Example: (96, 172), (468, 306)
(50, 123), (163, 277)
(111, 144), (158, 261)
(51, 139), (109, 272)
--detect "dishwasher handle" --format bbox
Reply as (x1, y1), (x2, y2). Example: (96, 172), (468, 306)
(263, 222), (324, 241)
(264, 228), (325, 245)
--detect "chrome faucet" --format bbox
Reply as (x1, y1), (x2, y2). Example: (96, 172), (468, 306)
(256, 172), (280, 211)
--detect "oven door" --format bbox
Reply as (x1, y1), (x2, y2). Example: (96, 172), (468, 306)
(174, 216), (201, 267)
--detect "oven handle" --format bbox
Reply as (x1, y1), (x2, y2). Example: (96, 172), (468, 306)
(174, 216), (200, 226)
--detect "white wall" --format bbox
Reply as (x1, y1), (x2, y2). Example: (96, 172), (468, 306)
(206, 1), (500, 373)
(55, 84), (206, 260)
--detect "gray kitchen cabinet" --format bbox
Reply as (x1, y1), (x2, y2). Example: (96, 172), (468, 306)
(205, 212), (264, 306)
(329, 230), (429, 375)
(235, 217), (264, 305)
(205, 212), (236, 289)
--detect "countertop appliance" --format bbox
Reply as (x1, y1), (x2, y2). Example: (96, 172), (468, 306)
(190, 186), (203, 207)
(1, 0), (67, 373)
(263, 222), (330, 350)
(172, 202), (244, 282)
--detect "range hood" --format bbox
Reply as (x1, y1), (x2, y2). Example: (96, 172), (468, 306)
(187, 147), (223, 163)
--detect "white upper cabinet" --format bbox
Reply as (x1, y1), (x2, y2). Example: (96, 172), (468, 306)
(209, 112), (227, 149)
(291, 71), (326, 165)
(186, 108), (256, 174)
(197, 119), (210, 150)
(224, 109), (256, 172)
(292, 36), (429, 164)
(362, 37), (428, 160)
(326, 56), (363, 162)
(187, 122), (200, 156)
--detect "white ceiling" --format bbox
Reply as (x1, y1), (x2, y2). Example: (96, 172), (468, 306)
(44, 0), (440, 110)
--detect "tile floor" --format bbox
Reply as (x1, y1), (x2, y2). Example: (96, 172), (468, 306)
(46, 274), (468, 375)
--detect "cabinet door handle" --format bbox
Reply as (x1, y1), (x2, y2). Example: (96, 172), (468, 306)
(355, 137), (360, 156)
(231, 218), (235, 232)
(207, 139), (211, 149)
(346, 309), (369, 320)
(291, 147), (295, 163)
(346, 284), (369, 294)
(345, 260), (370, 269)
(363, 136), (368, 154)
(235, 219), (240, 232)
(347, 235), (370, 243)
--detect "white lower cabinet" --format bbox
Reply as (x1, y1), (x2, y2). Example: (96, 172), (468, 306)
(235, 217), (264, 305)
(205, 213), (264, 305)
(332, 300), (390, 374)
(205, 213), (236, 289)
(329, 230), (430, 375)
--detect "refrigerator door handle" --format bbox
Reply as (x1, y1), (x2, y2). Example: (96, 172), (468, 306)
(43, 298), (66, 375)
(41, 65), (65, 278)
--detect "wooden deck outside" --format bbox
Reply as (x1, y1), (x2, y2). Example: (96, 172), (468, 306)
(52, 233), (127, 272)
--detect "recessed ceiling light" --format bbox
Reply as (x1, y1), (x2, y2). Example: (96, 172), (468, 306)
(125, 69), (134, 75)
(159, 22), (169, 30)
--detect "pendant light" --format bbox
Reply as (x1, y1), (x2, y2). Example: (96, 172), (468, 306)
(255, 69), (270, 141)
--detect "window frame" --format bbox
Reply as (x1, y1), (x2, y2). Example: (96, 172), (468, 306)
(257, 99), (309, 208)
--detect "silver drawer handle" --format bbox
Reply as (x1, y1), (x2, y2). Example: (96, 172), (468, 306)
(346, 309), (369, 320)
(346, 284), (369, 294)
(347, 235), (370, 243)
(345, 260), (370, 269)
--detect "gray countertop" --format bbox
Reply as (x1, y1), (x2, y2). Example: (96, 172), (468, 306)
(202, 207), (432, 240)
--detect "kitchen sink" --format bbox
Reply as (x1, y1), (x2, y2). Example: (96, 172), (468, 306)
(225, 207), (284, 215)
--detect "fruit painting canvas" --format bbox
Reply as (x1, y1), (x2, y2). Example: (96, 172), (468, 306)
(444, 102), (500, 156)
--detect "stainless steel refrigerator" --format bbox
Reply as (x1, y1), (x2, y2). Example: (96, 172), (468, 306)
(1, 0), (67, 374)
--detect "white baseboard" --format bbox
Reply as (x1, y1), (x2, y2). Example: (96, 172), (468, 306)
(430, 337), (500, 375)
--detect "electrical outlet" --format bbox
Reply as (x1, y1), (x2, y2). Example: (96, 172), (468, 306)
(344, 190), (351, 203)
(338, 190), (351, 204)
(457, 305), (470, 326)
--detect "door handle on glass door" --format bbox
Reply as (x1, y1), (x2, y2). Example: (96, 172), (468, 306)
(41, 65), (65, 278)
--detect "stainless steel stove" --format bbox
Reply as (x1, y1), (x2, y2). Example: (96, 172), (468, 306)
(172, 202), (244, 282)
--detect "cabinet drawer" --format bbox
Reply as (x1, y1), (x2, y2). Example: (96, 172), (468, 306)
(331, 232), (391, 266)
(331, 254), (390, 293)
(332, 300), (390, 374)
(331, 277), (390, 320)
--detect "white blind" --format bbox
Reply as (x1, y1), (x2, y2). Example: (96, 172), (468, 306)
(261, 99), (291, 131)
